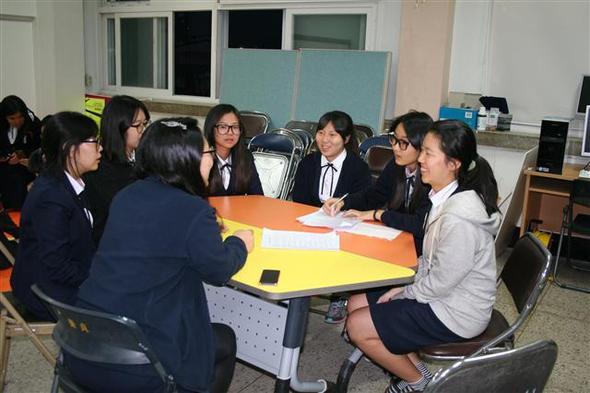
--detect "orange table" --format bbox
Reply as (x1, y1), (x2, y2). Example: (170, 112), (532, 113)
(208, 196), (416, 392)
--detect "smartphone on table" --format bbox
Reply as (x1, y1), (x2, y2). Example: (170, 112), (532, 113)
(259, 269), (280, 286)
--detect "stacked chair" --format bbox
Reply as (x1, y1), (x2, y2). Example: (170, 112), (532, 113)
(239, 110), (271, 144)
(249, 128), (307, 200)
(358, 135), (393, 184)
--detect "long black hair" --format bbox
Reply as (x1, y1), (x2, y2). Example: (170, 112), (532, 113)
(42, 112), (99, 177)
(0, 95), (41, 153)
(427, 120), (499, 216)
(203, 104), (253, 194)
(316, 111), (359, 155)
(100, 95), (150, 163)
(387, 111), (433, 212)
(135, 118), (207, 197)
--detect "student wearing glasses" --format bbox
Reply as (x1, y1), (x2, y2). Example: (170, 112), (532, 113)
(292, 111), (371, 208)
(324, 111), (433, 254)
(203, 104), (263, 196)
(83, 95), (150, 245)
(11, 112), (102, 320)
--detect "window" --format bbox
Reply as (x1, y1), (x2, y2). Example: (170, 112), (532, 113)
(292, 14), (366, 50)
(228, 10), (283, 49)
(174, 11), (212, 97)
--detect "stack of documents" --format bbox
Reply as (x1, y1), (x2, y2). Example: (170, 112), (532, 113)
(261, 228), (340, 251)
(296, 210), (360, 230)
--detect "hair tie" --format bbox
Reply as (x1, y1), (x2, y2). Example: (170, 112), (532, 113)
(468, 156), (479, 171)
(161, 121), (187, 130)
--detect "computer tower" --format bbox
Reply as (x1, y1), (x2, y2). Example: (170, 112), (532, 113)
(536, 119), (569, 174)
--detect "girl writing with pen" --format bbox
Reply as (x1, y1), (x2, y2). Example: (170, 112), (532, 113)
(323, 111), (433, 254)
(292, 110), (371, 323)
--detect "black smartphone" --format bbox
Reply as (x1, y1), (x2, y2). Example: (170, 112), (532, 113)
(259, 269), (280, 286)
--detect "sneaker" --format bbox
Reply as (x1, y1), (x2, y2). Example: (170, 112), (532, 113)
(324, 298), (348, 324)
(385, 375), (430, 393)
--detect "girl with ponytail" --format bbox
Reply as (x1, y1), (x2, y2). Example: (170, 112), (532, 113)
(346, 120), (501, 393)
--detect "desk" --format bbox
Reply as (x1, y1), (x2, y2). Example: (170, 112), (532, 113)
(521, 164), (589, 236)
(208, 196), (416, 392)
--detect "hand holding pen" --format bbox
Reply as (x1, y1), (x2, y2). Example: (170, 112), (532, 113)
(322, 193), (349, 217)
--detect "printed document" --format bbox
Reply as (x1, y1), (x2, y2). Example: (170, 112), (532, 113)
(261, 228), (340, 251)
(296, 209), (360, 230)
(340, 222), (401, 241)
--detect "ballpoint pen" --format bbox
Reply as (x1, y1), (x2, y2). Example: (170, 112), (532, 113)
(330, 193), (349, 215)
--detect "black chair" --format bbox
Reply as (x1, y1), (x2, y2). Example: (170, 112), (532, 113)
(31, 285), (177, 393)
(553, 178), (590, 293)
(239, 110), (271, 143)
(420, 233), (551, 360)
(336, 233), (552, 392)
(424, 340), (557, 393)
(353, 124), (374, 145)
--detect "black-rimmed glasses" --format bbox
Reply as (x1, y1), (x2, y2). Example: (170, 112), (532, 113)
(388, 133), (410, 151)
(81, 138), (101, 149)
(215, 123), (241, 135)
(131, 119), (151, 133)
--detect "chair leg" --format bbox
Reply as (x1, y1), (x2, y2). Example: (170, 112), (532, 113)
(553, 210), (590, 293)
(336, 348), (364, 393)
(0, 311), (9, 389)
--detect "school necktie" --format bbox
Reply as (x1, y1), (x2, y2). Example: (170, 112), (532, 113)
(321, 163), (337, 196)
(220, 163), (232, 189)
(404, 175), (415, 209)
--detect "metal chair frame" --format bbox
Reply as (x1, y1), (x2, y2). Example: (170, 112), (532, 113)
(239, 110), (271, 142)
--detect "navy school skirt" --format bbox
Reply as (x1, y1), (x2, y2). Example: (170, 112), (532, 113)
(366, 288), (464, 355)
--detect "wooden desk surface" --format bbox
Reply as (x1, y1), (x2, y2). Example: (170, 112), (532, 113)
(209, 196), (416, 300)
(523, 163), (584, 181)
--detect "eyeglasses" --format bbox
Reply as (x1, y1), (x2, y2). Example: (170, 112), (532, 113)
(214, 123), (241, 135)
(81, 138), (101, 149)
(388, 133), (410, 151)
(131, 119), (151, 133)
(203, 148), (216, 155)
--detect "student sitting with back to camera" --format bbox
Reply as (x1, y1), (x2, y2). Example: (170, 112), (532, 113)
(204, 103), (263, 196)
(68, 118), (253, 393)
(321, 111), (433, 324)
(346, 120), (501, 393)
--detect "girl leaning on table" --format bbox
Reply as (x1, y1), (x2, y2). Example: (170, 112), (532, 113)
(204, 103), (264, 196)
(69, 118), (254, 393)
(346, 120), (501, 393)
(321, 111), (432, 324)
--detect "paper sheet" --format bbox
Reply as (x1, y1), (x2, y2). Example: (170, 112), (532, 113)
(340, 222), (401, 241)
(296, 209), (360, 230)
(261, 228), (340, 251)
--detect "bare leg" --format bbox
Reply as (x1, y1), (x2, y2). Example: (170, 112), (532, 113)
(346, 307), (421, 382)
(347, 293), (369, 314)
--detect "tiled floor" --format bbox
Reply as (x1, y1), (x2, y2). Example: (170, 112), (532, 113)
(3, 256), (590, 393)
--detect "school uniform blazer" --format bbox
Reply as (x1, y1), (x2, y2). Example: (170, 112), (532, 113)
(343, 159), (431, 253)
(77, 177), (248, 391)
(10, 172), (96, 320)
(83, 158), (135, 246)
(209, 149), (264, 196)
(292, 151), (371, 207)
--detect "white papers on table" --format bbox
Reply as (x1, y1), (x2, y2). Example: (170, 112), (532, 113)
(261, 228), (340, 251)
(340, 222), (401, 241)
(296, 209), (360, 230)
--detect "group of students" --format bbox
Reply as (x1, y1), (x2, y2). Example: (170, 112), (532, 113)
(4, 92), (501, 393)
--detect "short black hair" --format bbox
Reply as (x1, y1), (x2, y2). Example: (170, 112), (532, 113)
(388, 111), (433, 150)
(317, 111), (359, 154)
(42, 112), (99, 176)
(135, 118), (207, 197)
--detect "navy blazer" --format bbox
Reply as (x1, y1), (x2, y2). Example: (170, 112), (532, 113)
(209, 150), (263, 196)
(83, 159), (135, 246)
(344, 159), (431, 254)
(10, 172), (96, 320)
(76, 177), (247, 391)
(292, 151), (371, 207)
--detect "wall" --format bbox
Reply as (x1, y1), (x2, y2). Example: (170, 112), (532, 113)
(449, 1), (590, 129)
(0, 0), (85, 116)
(394, 0), (455, 118)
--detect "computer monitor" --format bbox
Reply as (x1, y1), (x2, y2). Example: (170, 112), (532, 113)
(577, 75), (590, 114)
(582, 105), (590, 157)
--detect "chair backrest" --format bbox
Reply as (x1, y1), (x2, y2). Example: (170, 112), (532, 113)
(287, 128), (313, 154)
(31, 285), (174, 387)
(358, 135), (390, 158)
(487, 233), (551, 351)
(252, 152), (290, 199)
(425, 340), (557, 393)
(239, 110), (271, 140)
(285, 120), (318, 135)
(354, 124), (375, 145)
(571, 178), (590, 208)
(364, 145), (393, 184)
